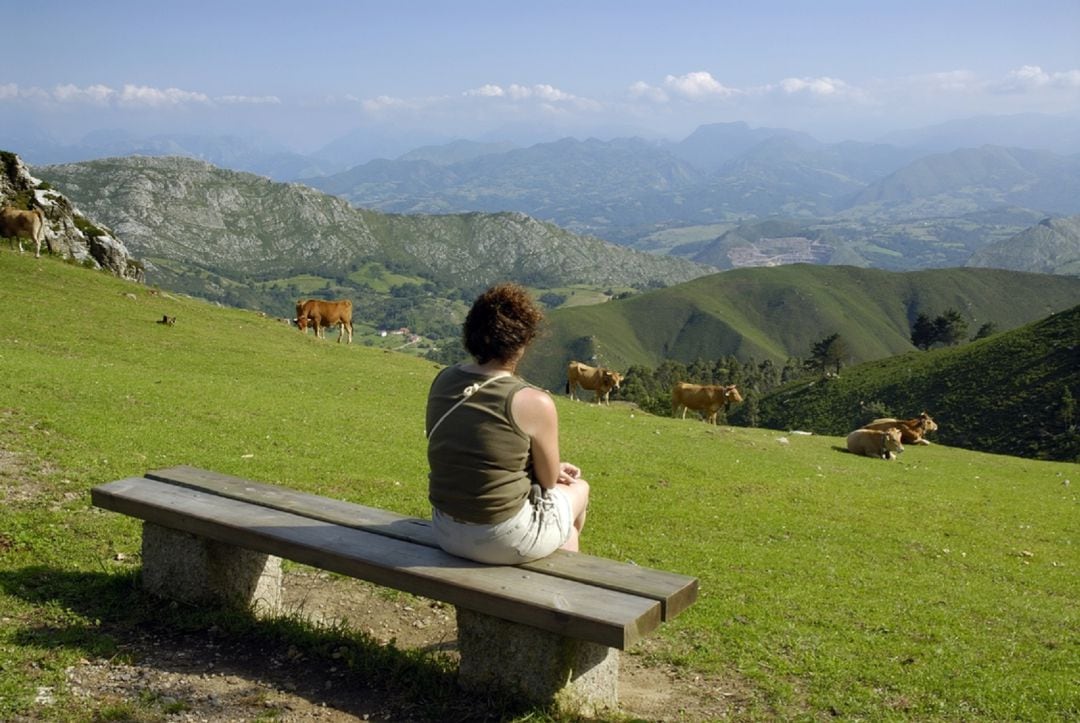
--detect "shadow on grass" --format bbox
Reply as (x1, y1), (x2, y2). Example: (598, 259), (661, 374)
(0, 566), (544, 722)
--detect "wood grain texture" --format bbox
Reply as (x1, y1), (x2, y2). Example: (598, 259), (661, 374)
(93, 477), (661, 648)
(144, 465), (698, 620)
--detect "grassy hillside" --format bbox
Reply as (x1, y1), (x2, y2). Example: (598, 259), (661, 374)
(740, 305), (1080, 461)
(1, 253), (1078, 720)
(968, 214), (1080, 275)
(521, 264), (1080, 391)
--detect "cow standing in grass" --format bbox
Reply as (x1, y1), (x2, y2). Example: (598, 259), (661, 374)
(672, 382), (743, 425)
(297, 299), (353, 343)
(0, 206), (46, 257)
(566, 361), (623, 405)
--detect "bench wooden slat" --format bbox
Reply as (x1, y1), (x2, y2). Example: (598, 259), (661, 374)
(93, 477), (661, 649)
(145, 465), (698, 621)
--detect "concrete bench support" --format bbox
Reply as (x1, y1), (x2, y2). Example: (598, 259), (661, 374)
(141, 522), (283, 614)
(456, 608), (619, 714)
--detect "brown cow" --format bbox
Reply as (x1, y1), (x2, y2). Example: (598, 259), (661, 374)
(295, 299), (314, 335)
(847, 427), (904, 460)
(864, 412), (938, 445)
(566, 361), (623, 405)
(297, 299), (353, 343)
(672, 382), (743, 424)
(0, 206), (45, 257)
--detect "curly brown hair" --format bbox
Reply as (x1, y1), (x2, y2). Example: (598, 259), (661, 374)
(462, 283), (545, 364)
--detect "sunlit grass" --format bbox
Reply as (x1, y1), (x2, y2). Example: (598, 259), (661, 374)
(1, 251), (1077, 720)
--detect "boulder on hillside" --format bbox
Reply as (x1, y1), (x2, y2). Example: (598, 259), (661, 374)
(1, 150), (144, 282)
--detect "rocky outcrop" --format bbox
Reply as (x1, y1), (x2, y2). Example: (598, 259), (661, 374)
(1, 151), (144, 282)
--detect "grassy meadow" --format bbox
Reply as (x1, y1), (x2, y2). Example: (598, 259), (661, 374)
(0, 251), (1077, 721)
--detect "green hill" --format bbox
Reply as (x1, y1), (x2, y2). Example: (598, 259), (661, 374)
(968, 214), (1080, 275)
(1, 252), (1078, 720)
(520, 264), (1080, 391)
(740, 305), (1080, 461)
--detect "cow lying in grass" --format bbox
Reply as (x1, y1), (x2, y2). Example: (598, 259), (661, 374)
(847, 427), (904, 460)
(864, 412), (938, 445)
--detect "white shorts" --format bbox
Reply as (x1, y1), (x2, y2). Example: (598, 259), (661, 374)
(431, 487), (573, 564)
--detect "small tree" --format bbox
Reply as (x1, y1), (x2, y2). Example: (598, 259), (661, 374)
(934, 308), (969, 347)
(1060, 387), (1076, 430)
(911, 313), (936, 350)
(808, 333), (848, 375)
(972, 321), (999, 341)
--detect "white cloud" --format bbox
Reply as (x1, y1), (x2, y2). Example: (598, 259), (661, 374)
(533, 84), (573, 102)
(0, 82), (20, 100)
(217, 94), (281, 105)
(992, 65), (1080, 93)
(663, 71), (738, 99)
(464, 84), (505, 97)
(1052, 69), (1080, 88)
(775, 76), (852, 97)
(118, 84), (210, 107)
(361, 94), (409, 112)
(628, 80), (668, 103)
(914, 70), (980, 94)
(53, 83), (116, 105)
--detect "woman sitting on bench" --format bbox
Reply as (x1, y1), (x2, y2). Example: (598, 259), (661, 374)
(425, 283), (590, 564)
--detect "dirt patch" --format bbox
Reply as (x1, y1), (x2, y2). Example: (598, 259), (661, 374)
(53, 569), (751, 721)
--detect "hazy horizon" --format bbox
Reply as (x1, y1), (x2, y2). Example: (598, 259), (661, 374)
(3, 1), (1078, 158)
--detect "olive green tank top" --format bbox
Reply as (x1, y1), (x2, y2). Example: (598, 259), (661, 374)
(426, 365), (533, 524)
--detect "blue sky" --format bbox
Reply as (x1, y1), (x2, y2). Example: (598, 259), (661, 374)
(3, 0), (1078, 153)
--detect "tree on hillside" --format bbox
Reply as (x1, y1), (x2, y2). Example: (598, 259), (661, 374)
(911, 309), (972, 349)
(807, 333), (849, 375)
(911, 313), (937, 350)
(935, 308), (969, 346)
(972, 321), (999, 341)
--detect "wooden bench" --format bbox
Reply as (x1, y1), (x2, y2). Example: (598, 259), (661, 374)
(92, 465), (698, 714)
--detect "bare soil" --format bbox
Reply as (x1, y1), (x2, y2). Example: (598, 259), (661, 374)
(55, 568), (751, 722)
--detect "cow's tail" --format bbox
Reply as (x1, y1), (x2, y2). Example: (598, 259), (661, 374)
(33, 208), (46, 241)
(565, 379), (570, 395)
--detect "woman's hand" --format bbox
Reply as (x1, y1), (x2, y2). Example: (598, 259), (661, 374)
(558, 462), (582, 485)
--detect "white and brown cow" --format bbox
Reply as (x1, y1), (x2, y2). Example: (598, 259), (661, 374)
(0, 206), (45, 257)
(863, 412), (938, 445)
(297, 299), (353, 343)
(566, 361), (623, 405)
(847, 427), (904, 460)
(672, 382), (743, 425)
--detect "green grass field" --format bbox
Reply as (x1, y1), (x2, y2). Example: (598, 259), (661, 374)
(1, 252), (1077, 721)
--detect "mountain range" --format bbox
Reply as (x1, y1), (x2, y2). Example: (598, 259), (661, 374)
(13, 113), (1080, 278)
(34, 155), (705, 325)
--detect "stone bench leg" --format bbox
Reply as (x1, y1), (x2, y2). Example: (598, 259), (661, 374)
(140, 522), (282, 614)
(455, 608), (619, 715)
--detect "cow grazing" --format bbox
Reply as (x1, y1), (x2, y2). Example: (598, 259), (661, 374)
(864, 412), (938, 445)
(672, 382), (743, 424)
(0, 206), (45, 257)
(847, 427), (904, 460)
(566, 361), (623, 405)
(297, 299), (353, 343)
